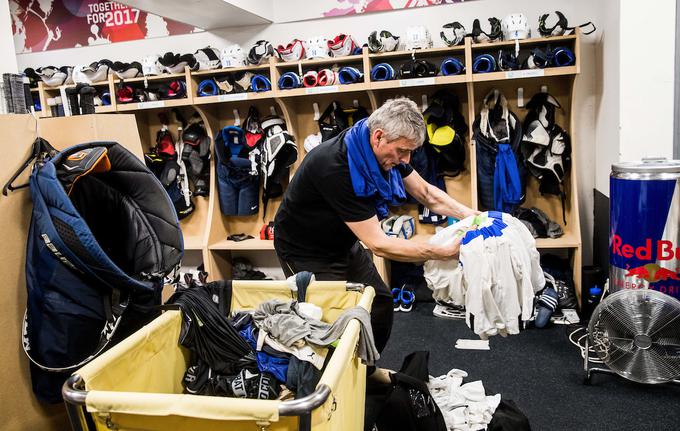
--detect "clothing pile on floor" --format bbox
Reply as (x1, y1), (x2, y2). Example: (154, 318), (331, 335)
(170, 272), (377, 400)
(366, 351), (530, 431)
(424, 211), (545, 338)
(428, 369), (500, 431)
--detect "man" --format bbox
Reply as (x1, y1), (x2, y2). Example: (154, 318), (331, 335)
(274, 97), (477, 358)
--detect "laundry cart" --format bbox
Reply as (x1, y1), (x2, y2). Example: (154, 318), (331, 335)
(62, 280), (374, 431)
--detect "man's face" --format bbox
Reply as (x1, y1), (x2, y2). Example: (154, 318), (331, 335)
(370, 128), (419, 170)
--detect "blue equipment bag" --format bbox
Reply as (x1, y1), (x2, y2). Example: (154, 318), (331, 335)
(21, 141), (183, 403)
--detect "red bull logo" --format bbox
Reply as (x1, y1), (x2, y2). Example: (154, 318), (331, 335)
(625, 263), (680, 283)
(612, 234), (680, 261)
(609, 173), (680, 299)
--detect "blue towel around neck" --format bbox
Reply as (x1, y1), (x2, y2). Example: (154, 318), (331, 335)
(344, 118), (406, 220)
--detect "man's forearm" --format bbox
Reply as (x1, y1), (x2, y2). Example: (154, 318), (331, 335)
(369, 236), (457, 262)
(421, 184), (471, 220)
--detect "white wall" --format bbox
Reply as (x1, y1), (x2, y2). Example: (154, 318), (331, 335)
(594, 0), (620, 196)
(619, 0), (676, 162)
(0, 0), (17, 73)
(14, 0), (603, 263)
(594, 0), (676, 197)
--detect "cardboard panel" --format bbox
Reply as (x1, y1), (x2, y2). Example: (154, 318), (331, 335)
(0, 114), (143, 431)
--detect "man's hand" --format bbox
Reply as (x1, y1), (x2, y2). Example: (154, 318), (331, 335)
(346, 217), (476, 263)
(429, 222), (481, 261)
(460, 207), (481, 219)
(430, 236), (462, 260)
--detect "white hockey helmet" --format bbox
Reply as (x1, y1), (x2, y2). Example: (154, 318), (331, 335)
(405, 26), (432, 50)
(142, 54), (163, 76)
(195, 47), (222, 70)
(276, 39), (305, 62)
(220, 45), (246, 68)
(303, 37), (330, 59)
(502, 13), (530, 40)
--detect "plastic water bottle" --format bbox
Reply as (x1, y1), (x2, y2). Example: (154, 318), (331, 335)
(588, 286), (603, 311)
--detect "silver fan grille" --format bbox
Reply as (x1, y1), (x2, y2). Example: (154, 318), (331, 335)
(588, 289), (680, 384)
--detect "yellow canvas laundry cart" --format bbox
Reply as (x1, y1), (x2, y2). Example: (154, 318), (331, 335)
(62, 280), (374, 431)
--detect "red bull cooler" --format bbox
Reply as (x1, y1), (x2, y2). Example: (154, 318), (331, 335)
(610, 158), (680, 298)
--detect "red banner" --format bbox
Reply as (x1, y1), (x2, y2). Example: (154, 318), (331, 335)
(10, 0), (201, 53)
(323, 0), (469, 17)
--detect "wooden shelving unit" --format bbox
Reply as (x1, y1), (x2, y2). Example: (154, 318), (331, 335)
(210, 239), (275, 250)
(33, 31), (584, 298)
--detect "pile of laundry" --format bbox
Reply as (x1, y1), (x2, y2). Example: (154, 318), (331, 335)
(170, 272), (377, 400)
(366, 351), (530, 431)
(428, 369), (500, 431)
(424, 211), (545, 338)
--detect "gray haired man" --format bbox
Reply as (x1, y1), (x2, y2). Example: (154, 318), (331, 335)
(274, 97), (476, 368)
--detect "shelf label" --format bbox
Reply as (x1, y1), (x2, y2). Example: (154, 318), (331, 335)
(305, 86), (338, 95)
(399, 77), (435, 87)
(218, 93), (248, 102)
(505, 69), (545, 79)
(137, 101), (165, 109)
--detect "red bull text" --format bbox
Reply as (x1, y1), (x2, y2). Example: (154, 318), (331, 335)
(610, 160), (680, 299)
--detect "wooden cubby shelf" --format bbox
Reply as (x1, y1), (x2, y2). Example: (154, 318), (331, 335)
(471, 66), (579, 83)
(210, 239), (275, 250)
(33, 30), (584, 298)
(470, 33), (577, 50)
(278, 82), (370, 97)
(369, 44), (466, 60)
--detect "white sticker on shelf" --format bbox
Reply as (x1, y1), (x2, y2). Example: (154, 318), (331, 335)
(399, 77), (435, 87)
(137, 101), (165, 109)
(218, 93), (248, 102)
(505, 69), (545, 79)
(305, 85), (339, 95)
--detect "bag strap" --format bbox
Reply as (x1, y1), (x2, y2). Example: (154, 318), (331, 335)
(21, 295), (128, 373)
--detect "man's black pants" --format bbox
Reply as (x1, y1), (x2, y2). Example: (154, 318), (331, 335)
(277, 242), (394, 354)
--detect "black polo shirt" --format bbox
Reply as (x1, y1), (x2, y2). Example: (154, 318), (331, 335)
(274, 132), (412, 260)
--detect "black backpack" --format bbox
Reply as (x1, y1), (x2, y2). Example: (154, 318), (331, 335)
(22, 141), (183, 403)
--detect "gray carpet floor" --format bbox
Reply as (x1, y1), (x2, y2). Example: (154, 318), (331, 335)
(377, 303), (680, 431)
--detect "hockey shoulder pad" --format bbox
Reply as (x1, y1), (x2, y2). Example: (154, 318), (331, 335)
(263, 127), (297, 175)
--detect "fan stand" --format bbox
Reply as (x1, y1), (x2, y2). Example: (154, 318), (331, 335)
(583, 336), (680, 385)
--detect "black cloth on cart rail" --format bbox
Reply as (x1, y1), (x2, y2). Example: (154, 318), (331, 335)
(170, 281), (256, 375)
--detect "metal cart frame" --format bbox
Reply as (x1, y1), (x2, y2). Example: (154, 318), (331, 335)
(62, 280), (373, 431)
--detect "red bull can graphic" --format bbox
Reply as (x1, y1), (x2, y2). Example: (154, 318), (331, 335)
(610, 158), (680, 298)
